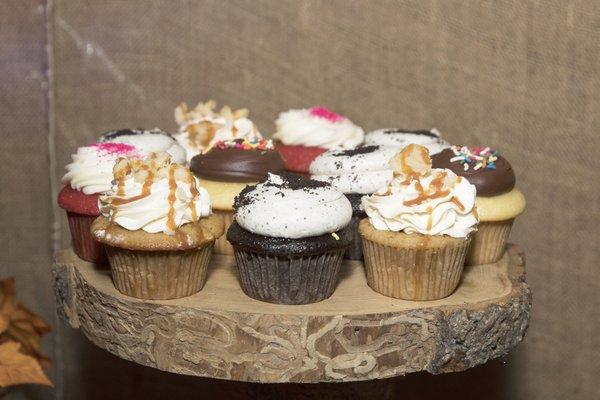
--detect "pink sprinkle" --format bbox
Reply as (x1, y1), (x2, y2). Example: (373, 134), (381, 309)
(92, 142), (137, 155)
(309, 106), (346, 123)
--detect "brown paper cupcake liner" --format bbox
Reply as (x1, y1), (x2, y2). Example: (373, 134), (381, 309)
(213, 210), (234, 255)
(466, 219), (514, 265)
(361, 236), (471, 301)
(66, 211), (107, 264)
(345, 215), (364, 260)
(105, 241), (214, 300)
(232, 248), (345, 305)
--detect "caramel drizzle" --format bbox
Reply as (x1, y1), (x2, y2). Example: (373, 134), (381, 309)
(403, 172), (450, 207)
(111, 166), (154, 206)
(451, 197), (465, 211)
(166, 164), (177, 233)
(189, 176), (199, 222)
(399, 145), (430, 185)
(187, 121), (218, 148)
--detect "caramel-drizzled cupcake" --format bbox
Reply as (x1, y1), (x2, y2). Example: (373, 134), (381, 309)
(174, 100), (260, 162)
(91, 152), (223, 300)
(432, 146), (525, 265)
(360, 144), (479, 301)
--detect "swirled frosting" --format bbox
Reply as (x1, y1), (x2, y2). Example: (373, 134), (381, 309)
(364, 128), (450, 155)
(233, 173), (352, 239)
(99, 153), (211, 234)
(272, 106), (364, 149)
(362, 144), (478, 238)
(62, 142), (141, 195)
(174, 100), (262, 162)
(309, 145), (398, 194)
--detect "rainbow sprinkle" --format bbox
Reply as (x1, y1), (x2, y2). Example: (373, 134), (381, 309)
(449, 145), (498, 171)
(309, 106), (346, 123)
(213, 138), (275, 151)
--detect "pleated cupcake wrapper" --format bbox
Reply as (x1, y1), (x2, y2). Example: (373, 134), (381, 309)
(345, 215), (364, 260)
(66, 211), (107, 264)
(213, 210), (234, 255)
(106, 242), (214, 300)
(232, 248), (346, 305)
(361, 236), (471, 301)
(466, 219), (514, 266)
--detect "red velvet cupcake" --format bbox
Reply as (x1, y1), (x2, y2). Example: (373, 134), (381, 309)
(59, 128), (186, 263)
(272, 106), (364, 175)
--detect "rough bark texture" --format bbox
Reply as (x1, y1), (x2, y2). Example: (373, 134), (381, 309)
(52, 245), (531, 383)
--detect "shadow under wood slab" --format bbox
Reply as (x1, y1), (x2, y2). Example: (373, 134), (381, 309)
(52, 245), (531, 383)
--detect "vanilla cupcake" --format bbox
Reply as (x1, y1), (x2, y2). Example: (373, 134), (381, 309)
(227, 174), (353, 304)
(91, 152), (223, 300)
(273, 106), (364, 174)
(309, 145), (398, 259)
(432, 146), (525, 265)
(360, 144), (478, 300)
(364, 128), (450, 155)
(174, 100), (261, 162)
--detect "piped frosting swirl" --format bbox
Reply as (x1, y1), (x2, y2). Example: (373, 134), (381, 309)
(364, 128), (450, 155)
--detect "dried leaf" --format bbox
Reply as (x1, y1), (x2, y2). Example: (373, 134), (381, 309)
(0, 342), (51, 387)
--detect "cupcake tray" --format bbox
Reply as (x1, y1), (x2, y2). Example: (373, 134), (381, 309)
(52, 244), (531, 383)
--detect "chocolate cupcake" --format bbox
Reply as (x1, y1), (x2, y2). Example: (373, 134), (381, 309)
(227, 174), (353, 304)
(364, 128), (450, 155)
(309, 145), (399, 259)
(190, 138), (285, 254)
(432, 146), (526, 265)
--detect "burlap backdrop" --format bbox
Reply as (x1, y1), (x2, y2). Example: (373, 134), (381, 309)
(2, 1), (599, 399)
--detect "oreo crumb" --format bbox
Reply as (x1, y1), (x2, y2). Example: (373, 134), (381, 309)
(332, 145), (379, 157)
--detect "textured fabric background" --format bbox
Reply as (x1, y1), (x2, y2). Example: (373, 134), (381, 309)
(1, 1), (599, 399)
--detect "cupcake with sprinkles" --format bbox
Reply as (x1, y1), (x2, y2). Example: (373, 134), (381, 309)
(227, 173), (353, 304)
(273, 106), (364, 175)
(432, 145), (525, 265)
(190, 137), (285, 254)
(91, 152), (223, 300)
(58, 128), (186, 263)
(364, 128), (450, 155)
(360, 144), (479, 300)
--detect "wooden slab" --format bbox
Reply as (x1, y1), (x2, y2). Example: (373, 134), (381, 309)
(52, 245), (531, 383)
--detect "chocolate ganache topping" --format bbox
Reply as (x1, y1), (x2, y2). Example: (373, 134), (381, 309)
(431, 146), (515, 197)
(190, 138), (285, 183)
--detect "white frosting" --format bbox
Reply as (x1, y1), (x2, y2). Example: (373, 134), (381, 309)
(273, 108), (364, 149)
(99, 166), (211, 234)
(100, 129), (186, 164)
(309, 146), (398, 194)
(235, 174), (352, 239)
(61, 144), (140, 195)
(175, 116), (262, 162)
(365, 128), (450, 155)
(362, 169), (478, 238)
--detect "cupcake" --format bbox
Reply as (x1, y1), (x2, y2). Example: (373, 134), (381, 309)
(91, 152), (223, 300)
(432, 145), (525, 265)
(227, 173), (353, 304)
(272, 106), (364, 175)
(364, 128), (450, 155)
(59, 128), (185, 263)
(190, 138), (285, 254)
(360, 144), (479, 300)
(309, 145), (398, 259)
(174, 100), (261, 162)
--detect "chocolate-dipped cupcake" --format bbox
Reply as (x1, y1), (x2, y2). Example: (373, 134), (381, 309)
(227, 173), (353, 304)
(309, 145), (399, 259)
(364, 128), (450, 155)
(432, 146), (526, 265)
(190, 138), (285, 254)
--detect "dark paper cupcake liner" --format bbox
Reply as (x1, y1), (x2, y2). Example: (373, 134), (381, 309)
(344, 215), (364, 260)
(106, 241), (215, 300)
(232, 248), (345, 305)
(66, 211), (107, 264)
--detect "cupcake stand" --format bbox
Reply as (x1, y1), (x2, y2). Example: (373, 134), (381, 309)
(52, 245), (531, 383)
